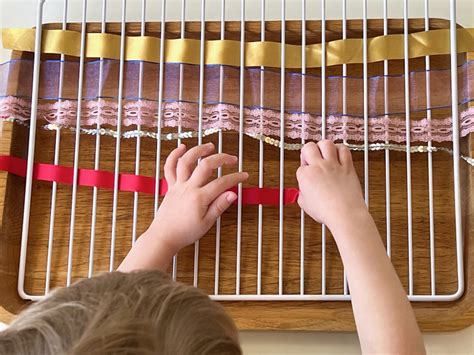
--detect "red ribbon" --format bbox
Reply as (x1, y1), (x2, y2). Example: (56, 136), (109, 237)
(0, 155), (299, 206)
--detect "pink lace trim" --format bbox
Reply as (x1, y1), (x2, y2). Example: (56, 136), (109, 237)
(1, 96), (473, 143)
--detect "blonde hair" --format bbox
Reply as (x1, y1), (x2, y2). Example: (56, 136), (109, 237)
(0, 271), (241, 355)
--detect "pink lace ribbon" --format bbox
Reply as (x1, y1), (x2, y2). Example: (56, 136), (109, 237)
(1, 96), (473, 143)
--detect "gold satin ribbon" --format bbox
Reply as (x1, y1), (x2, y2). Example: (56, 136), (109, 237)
(3, 27), (474, 68)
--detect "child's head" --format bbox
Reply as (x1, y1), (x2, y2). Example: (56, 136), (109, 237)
(0, 271), (241, 354)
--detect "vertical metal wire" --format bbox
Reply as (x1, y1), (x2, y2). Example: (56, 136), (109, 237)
(236, 0), (245, 295)
(88, 0), (107, 279)
(341, 0), (348, 296)
(257, 0), (265, 296)
(341, 0), (347, 144)
(109, 0), (127, 272)
(17, 0), (46, 299)
(214, 0), (225, 295)
(45, 0), (68, 294)
(424, 0), (436, 296)
(362, 0), (369, 206)
(403, 0), (414, 296)
(154, 1), (166, 212)
(449, 0), (465, 299)
(178, 0), (185, 148)
(299, 0), (306, 296)
(194, 0), (205, 288)
(66, 0), (88, 286)
(173, 0), (186, 282)
(320, 0), (326, 295)
(278, 0), (286, 296)
(131, 0), (147, 247)
(361, 0), (370, 294)
(383, 0), (391, 259)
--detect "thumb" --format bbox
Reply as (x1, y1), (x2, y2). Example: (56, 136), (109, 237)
(206, 191), (237, 222)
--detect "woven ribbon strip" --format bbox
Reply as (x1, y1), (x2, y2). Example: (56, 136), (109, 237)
(3, 27), (474, 67)
(2, 97), (473, 143)
(2, 59), (472, 116)
(1, 59), (473, 143)
(0, 155), (300, 206)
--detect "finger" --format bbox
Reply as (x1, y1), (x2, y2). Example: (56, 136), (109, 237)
(202, 172), (249, 202)
(205, 191), (237, 222)
(317, 140), (338, 161)
(176, 142), (215, 182)
(301, 142), (322, 165)
(189, 153), (238, 186)
(297, 194), (305, 210)
(296, 165), (307, 183)
(164, 144), (187, 186)
(336, 144), (353, 167)
(300, 150), (308, 166)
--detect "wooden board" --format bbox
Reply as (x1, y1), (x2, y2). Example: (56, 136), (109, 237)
(0, 19), (473, 331)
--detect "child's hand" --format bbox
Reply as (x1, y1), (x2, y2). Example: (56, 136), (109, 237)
(296, 141), (425, 354)
(296, 141), (366, 228)
(147, 143), (248, 255)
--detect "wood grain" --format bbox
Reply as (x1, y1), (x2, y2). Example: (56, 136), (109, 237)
(0, 20), (472, 331)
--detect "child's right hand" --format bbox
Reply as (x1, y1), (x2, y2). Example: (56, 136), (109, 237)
(296, 141), (366, 229)
(297, 141), (426, 354)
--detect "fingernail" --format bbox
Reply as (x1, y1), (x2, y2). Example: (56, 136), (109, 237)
(226, 192), (237, 203)
(242, 172), (249, 179)
(206, 142), (214, 147)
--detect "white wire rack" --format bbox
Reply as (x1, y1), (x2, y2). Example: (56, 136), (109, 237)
(13, 0), (466, 302)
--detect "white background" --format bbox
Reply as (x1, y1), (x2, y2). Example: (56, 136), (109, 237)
(1, 0), (473, 353)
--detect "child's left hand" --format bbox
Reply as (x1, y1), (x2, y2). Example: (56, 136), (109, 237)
(147, 142), (248, 255)
(118, 143), (248, 272)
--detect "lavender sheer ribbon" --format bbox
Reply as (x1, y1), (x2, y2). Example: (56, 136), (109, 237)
(1, 58), (473, 143)
(1, 59), (472, 117)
